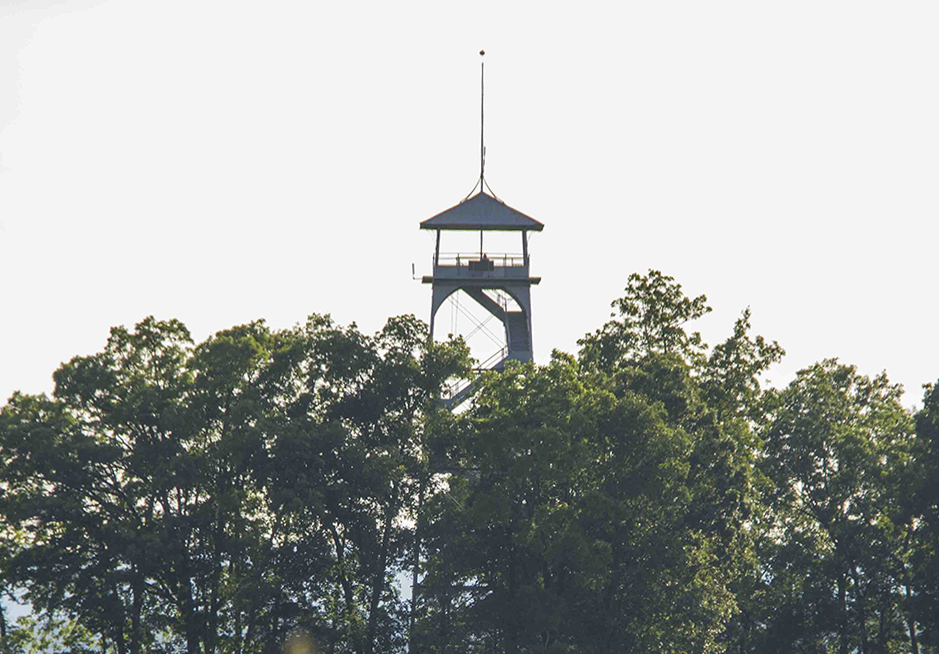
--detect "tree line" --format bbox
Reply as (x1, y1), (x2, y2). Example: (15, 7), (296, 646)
(1, 270), (939, 654)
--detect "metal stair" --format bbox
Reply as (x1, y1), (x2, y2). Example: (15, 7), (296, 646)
(441, 347), (507, 410)
(506, 311), (530, 354)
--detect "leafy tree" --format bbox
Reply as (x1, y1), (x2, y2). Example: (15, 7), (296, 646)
(415, 271), (783, 654)
(417, 353), (748, 653)
(0, 314), (468, 654)
(6, 269), (939, 654)
(911, 381), (939, 652)
(579, 272), (782, 653)
(0, 317), (200, 653)
(0, 612), (104, 654)
(0, 389), (148, 654)
(696, 308), (784, 653)
(759, 360), (916, 654)
(578, 269), (711, 371)
(264, 314), (468, 654)
(701, 308), (785, 424)
(418, 356), (607, 653)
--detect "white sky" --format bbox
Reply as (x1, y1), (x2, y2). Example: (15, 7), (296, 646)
(1, 0), (937, 407)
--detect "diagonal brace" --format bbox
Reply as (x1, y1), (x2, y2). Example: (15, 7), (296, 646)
(462, 288), (506, 323)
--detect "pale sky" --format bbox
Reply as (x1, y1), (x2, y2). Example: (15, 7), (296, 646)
(2, 0), (938, 407)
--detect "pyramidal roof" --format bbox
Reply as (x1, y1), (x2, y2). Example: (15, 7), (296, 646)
(420, 191), (544, 231)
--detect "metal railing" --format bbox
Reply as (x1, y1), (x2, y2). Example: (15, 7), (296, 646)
(441, 346), (508, 402)
(473, 346), (510, 373)
(434, 252), (526, 268)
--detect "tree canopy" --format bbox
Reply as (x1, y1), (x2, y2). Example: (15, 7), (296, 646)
(2, 271), (938, 654)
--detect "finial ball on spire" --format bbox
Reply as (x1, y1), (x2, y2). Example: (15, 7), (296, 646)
(480, 50), (485, 56)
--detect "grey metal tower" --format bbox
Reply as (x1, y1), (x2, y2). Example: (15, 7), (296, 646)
(419, 52), (544, 405)
(421, 192), (543, 370)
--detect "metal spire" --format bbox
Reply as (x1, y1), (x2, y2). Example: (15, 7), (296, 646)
(480, 50), (486, 188)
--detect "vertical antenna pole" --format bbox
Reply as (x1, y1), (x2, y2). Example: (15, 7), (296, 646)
(480, 50), (485, 186)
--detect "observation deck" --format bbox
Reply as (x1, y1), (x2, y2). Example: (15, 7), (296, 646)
(421, 252), (541, 285)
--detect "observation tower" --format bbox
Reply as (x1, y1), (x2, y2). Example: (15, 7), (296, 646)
(420, 52), (544, 403)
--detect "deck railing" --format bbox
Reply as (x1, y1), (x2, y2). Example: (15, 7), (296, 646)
(435, 252), (526, 268)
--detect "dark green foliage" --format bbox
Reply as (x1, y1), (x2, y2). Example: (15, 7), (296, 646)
(0, 314), (469, 654)
(2, 270), (937, 654)
(414, 273), (768, 654)
(749, 360), (920, 654)
(911, 382), (939, 651)
(578, 269), (711, 370)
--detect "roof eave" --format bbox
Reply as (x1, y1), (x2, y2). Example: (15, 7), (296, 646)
(419, 222), (544, 232)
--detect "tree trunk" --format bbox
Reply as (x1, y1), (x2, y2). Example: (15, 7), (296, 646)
(853, 568), (868, 654)
(441, 590), (451, 653)
(738, 610), (750, 654)
(506, 541), (520, 654)
(183, 583), (203, 654)
(243, 596), (259, 654)
(114, 625), (128, 654)
(365, 498), (397, 654)
(906, 584), (919, 654)
(130, 575), (144, 654)
(207, 523), (225, 654)
(839, 575), (850, 654)
(876, 586), (888, 654)
(187, 616), (203, 654)
(409, 478), (424, 653)
(111, 582), (128, 654)
(230, 559), (243, 654)
(329, 523), (360, 653)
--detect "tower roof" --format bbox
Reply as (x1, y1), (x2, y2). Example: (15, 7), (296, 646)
(420, 191), (544, 231)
